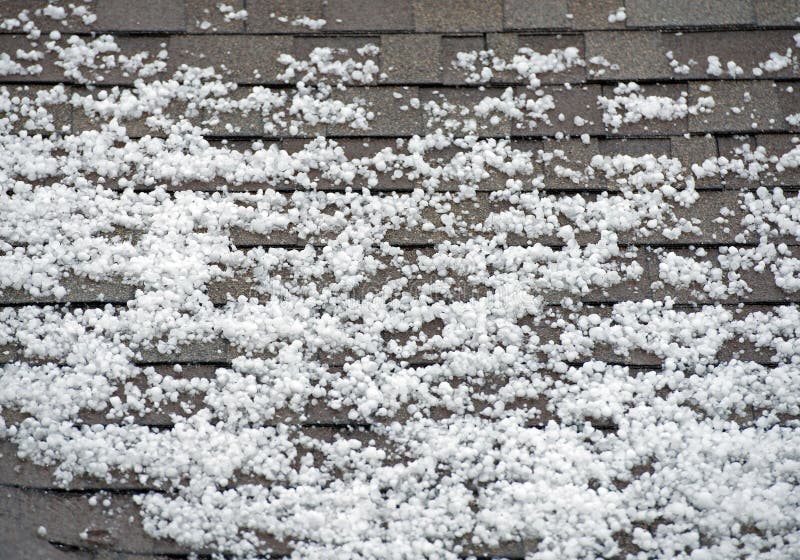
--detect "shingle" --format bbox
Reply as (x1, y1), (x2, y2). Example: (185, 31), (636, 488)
(0, 35), (64, 82)
(0, 277), (137, 305)
(413, 0), (503, 32)
(381, 34), (442, 84)
(3, 486), (200, 555)
(421, 87), (512, 137)
(662, 31), (800, 81)
(187, 0), (246, 33)
(516, 34), (587, 84)
(93, 0), (186, 31)
(503, 0), (571, 30)
(442, 36), (485, 85)
(626, 0), (756, 27)
(0, 1), (92, 33)
(537, 137), (607, 190)
(1, 85), (72, 135)
(717, 134), (758, 189)
(486, 33), (587, 85)
(617, 190), (746, 245)
(512, 84), (604, 136)
(670, 134), (720, 189)
(200, 87), (267, 137)
(776, 81), (799, 120)
(651, 247), (795, 304)
(688, 81), (785, 133)
(567, 0), (629, 30)
(584, 31), (671, 81)
(168, 35), (293, 84)
(324, 0), (414, 31)
(328, 87), (422, 136)
(94, 37), (171, 85)
(245, 0), (324, 33)
(756, 134), (800, 188)
(600, 137), (671, 157)
(600, 83), (690, 136)
(290, 35), (381, 72)
(754, 0), (800, 25)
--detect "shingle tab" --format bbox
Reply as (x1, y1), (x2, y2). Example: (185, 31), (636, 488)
(381, 34), (442, 84)
(245, 0), (324, 33)
(413, 0), (503, 32)
(324, 0), (414, 31)
(662, 31), (799, 81)
(187, 0), (246, 33)
(487, 34), (588, 85)
(754, 0), (800, 25)
(93, 0), (186, 32)
(513, 84), (604, 136)
(168, 35), (293, 84)
(626, 0), (756, 28)
(567, 0), (628, 30)
(670, 134), (720, 189)
(503, 0), (571, 30)
(600, 83), (690, 136)
(442, 36), (485, 85)
(328, 87), (422, 136)
(689, 81), (785, 133)
(584, 31), (671, 81)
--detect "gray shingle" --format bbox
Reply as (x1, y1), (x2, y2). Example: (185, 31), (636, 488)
(776, 81), (799, 120)
(324, 0), (414, 31)
(503, 0), (571, 30)
(92, 37), (171, 85)
(0, 35), (64, 82)
(600, 83), (690, 136)
(421, 87), (512, 137)
(584, 31), (671, 81)
(757, 134), (800, 188)
(414, 0), (503, 32)
(651, 246), (796, 304)
(442, 36), (485, 85)
(688, 81), (785, 133)
(0, 1), (91, 33)
(329, 87), (422, 136)
(754, 0), (800, 25)
(662, 31), (800, 81)
(499, 34), (588, 85)
(381, 34), (442, 84)
(168, 35), (293, 84)
(93, 0), (186, 32)
(512, 84), (604, 136)
(1, 85), (72, 135)
(245, 0), (324, 33)
(600, 137), (671, 158)
(626, 0), (756, 27)
(567, 0), (629, 30)
(717, 134), (758, 189)
(670, 134), (720, 189)
(187, 0), (246, 33)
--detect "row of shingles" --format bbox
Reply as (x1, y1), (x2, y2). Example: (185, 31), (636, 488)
(2, 246), (797, 311)
(5, 92), (800, 192)
(63, 82), (797, 139)
(1, 0), (797, 34)
(0, 298), (785, 421)
(3, 29), (800, 87)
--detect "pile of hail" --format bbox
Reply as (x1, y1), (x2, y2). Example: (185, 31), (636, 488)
(1, 5), (800, 560)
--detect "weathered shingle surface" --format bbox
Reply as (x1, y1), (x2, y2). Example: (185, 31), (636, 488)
(1, 1), (799, 559)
